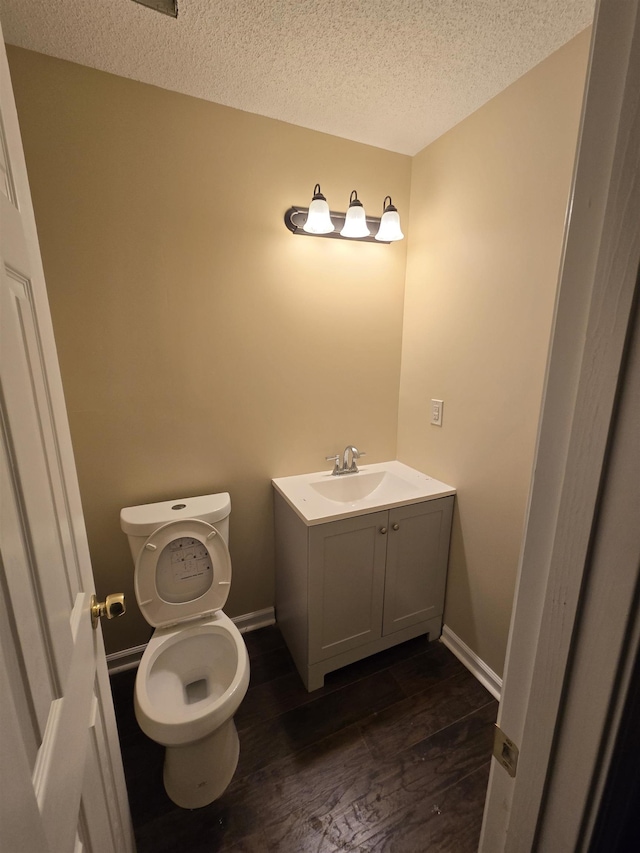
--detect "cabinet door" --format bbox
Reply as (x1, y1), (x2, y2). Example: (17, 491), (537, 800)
(383, 497), (454, 636)
(309, 511), (388, 664)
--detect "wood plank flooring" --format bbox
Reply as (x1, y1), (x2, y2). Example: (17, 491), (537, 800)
(110, 626), (496, 852)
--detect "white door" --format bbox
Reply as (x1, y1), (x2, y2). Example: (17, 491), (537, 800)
(0, 21), (135, 853)
(480, 0), (640, 848)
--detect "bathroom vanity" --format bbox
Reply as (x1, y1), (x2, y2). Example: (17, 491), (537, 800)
(272, 461), (455, 690)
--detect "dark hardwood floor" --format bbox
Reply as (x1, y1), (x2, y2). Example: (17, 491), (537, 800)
(110, 626), (496, 852)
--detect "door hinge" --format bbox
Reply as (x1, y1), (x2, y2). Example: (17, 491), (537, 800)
(493, 724), (519, 777)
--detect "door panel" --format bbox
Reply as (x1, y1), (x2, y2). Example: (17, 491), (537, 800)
(0, 20), (134, 853)
(0, 627), (51, 853)
(383, 497), (453, 635)
(309, 511), (388, 663)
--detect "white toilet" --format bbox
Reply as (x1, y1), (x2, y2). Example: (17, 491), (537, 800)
(120, 493), (250, 809)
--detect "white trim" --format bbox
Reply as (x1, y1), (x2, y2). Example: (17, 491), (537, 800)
(105, 644), (149, 676)
(440, 625), (502, 701)
(233, 606), (276, 634)
(106, 607), (276, 674)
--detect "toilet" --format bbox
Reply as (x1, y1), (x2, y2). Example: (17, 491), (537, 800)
(120, 492), (250, 809)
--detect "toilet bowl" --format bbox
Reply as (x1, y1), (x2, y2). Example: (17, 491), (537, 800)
(120, 493), (250, 809)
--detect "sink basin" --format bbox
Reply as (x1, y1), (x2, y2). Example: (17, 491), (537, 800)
(310, 471), (410, 503)
(272, 461), (456, 525)
(309, 471), (385, 502)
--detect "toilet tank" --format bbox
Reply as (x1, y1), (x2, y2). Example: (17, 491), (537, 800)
(120, 493), (231, 564)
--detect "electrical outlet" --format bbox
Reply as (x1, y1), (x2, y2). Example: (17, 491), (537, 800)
(430, 399), (444, 427)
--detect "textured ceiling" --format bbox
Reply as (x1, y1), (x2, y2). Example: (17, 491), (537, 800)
(0, 0), (594, 155)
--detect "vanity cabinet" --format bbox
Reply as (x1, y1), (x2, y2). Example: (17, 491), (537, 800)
(274, 493), (454, 691)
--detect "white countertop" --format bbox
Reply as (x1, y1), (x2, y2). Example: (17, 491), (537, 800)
(272, 460), (456, 525)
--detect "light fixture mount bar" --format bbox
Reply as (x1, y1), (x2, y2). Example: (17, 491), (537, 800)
(284, 207), (390, 244)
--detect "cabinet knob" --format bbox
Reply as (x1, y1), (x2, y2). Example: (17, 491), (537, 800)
(392, 523), (400, 531)
(380, 527), (387, 535)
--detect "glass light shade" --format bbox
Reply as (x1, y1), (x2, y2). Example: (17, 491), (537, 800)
(303, 184), (334, 234)
(340, 191), (370, 238)
(375, 209), (404, 241)
(375, 197), (404, 241)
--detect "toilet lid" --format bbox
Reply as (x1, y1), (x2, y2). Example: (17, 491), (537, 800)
(134, 519), (231, 628)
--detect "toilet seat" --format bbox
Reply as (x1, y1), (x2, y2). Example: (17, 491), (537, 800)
(134, 518), (231, 628)
(135, 611), (250, 747)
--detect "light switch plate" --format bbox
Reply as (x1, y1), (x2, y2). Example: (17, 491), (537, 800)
(431, 399), (444, 426)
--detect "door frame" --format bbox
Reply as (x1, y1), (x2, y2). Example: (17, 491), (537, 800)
(480, 0), (640, 848)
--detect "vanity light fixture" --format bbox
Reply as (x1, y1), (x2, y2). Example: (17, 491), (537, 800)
(375, 196), (404, 242)
(284, 184), (404, 244)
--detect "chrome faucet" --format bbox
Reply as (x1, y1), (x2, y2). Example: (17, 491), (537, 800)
(325, 445), (366, 475)
(343, 445), (359, 473)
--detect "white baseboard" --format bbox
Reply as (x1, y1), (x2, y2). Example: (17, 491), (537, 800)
(106, 606), (276, 675)
(233, 606), (276, 634)
(106, 643), (149, 676)
(440, 624), (502, 701)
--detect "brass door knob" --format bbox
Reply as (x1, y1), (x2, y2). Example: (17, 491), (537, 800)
(91, 593), (126, 630)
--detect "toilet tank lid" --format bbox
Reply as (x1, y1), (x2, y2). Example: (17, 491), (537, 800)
(120, 492), (231, 536)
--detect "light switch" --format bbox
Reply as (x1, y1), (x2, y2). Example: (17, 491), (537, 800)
(431, 399), (444, 427)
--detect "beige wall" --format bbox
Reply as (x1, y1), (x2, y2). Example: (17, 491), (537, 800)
(7, 33), (590, 669)
(7, 47), (411, 654)
(397, 30), (591, 676)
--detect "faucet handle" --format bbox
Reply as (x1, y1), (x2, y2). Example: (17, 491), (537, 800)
(325, 454), (341, 475)
(348, 449), (366, 472)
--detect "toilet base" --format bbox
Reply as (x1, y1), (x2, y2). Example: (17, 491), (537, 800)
(163, 716), (240, 809)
